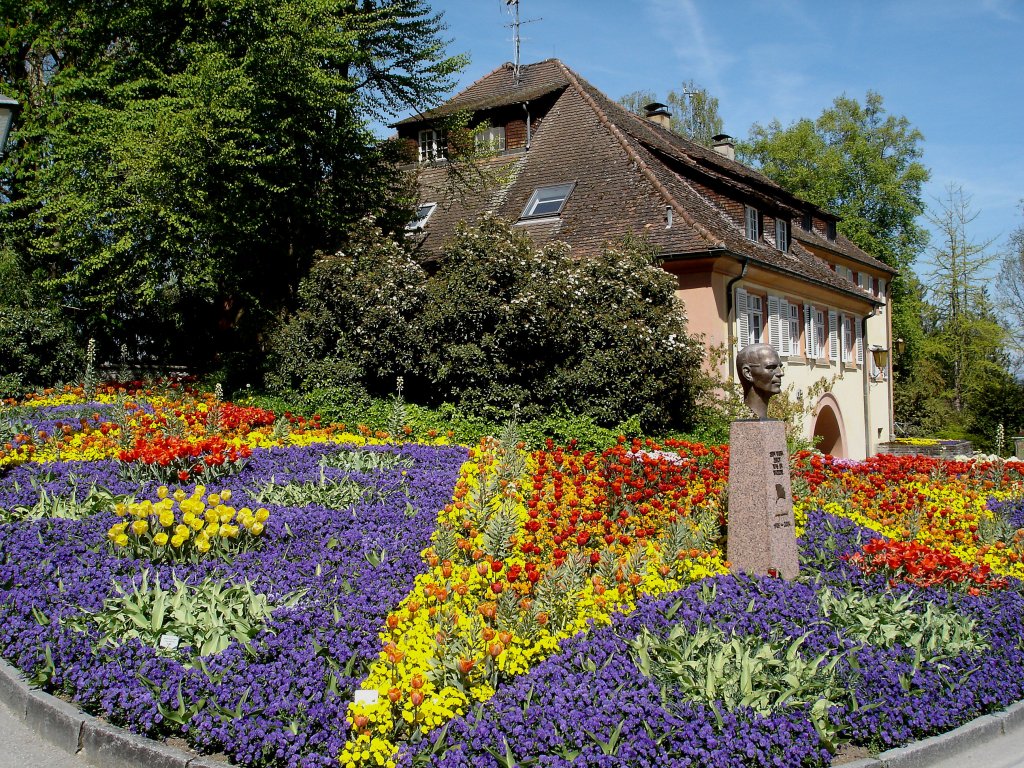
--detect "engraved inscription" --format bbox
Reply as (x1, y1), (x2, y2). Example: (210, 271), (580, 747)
(770, 449), (785, 476)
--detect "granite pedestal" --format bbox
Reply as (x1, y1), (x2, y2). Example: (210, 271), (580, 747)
(726, 419), (799, 580)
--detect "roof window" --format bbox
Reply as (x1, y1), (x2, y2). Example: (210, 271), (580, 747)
(407, 202), (436, 230)
(826, 220), (837, 241)
(521, 182), (575, 219)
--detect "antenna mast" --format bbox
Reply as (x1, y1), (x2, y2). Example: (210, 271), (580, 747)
(505, 0), (540, 86)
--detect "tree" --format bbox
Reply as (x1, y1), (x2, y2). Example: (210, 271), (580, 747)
(921, 184), (1002, 413)
(997, 207), (1024, 370)
(739, 91), (931, 409)
(619, 79), (723, 146)
(0, 0), (464, 381)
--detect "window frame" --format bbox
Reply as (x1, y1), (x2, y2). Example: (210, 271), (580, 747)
(474, 125), (506, 153)
(775, 218), (789, 251)
(520, 182), (577, 220)
(418, 129), (443, 162)
(744, 206), (761, 241)
(407, 202), (437, 231)
(814, 308), (826, 359)
(747, 293), (764, 346)
(787, 302), (801, 357)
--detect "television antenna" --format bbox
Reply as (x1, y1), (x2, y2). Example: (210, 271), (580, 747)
(504, 0), (542, 85)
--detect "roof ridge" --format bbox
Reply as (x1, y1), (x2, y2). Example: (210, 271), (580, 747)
(554, 61), (724, 250)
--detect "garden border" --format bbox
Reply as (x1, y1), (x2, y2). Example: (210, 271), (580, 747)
(4, 655), (1024, 768)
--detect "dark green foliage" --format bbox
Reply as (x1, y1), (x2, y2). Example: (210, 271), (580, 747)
(266, 219), (427, 396)
(0, 0), (463, 382)
(413, 217), (704, 431)
(0, 252), (81, 397)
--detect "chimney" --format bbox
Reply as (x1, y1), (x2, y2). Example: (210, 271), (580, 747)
(643, 102), (671, 130)
(712, 133), (735, 161)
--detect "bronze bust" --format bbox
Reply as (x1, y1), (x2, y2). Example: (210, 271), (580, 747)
(736, 343), (784, 420)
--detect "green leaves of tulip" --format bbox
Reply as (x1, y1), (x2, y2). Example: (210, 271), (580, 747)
(628, 624), (854, 750)
(65, 570), (304, 663)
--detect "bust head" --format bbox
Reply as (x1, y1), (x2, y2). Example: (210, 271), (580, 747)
(736, 343), (784, 420)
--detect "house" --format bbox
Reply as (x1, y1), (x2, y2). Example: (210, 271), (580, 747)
(394, 59), (897, 459)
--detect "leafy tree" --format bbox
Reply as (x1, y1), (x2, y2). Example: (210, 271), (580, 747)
(0, 250), (81, 397)
(619, 79), (724, 146)
(739, 91), (931, 424)
(0, 0), (463, 381)
(413, 216), (705, 430)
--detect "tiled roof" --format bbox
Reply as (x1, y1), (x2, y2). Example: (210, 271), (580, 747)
(393, 60), (570, 126)
(403, 59), (890, 303)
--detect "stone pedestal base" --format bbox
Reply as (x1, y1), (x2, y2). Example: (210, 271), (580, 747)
(726, 420), (799, 580)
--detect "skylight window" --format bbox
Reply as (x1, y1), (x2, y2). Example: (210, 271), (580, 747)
(521, 183), (576, 219)
(407, 202), (436, 230)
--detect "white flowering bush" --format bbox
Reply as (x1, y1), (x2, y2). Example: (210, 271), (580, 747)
(415, 217), (704, 430)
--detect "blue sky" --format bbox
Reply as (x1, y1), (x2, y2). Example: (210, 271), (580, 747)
(401, 0), (1024, 267)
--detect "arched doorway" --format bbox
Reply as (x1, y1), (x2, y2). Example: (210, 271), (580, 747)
(812, 394), (847, 458)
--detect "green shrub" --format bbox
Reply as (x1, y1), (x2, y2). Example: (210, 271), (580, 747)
(265, 219), (426, 396)
(414, 217), (704, 431)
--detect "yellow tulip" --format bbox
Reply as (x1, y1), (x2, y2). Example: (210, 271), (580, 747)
(156, 486), (169, 499)
(132, 519), (149, 535)
(153, 532), (169, 546)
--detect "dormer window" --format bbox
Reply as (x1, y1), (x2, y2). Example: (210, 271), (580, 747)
(521, 182), (575, 219)
(418, 129), (443, 162)
(744, 206), (761, 241)
(775, 218), (789, 251)
(826, 220), (837, 241)
(407, 202), (436, 230)
(802, 212), (813, 231)
(475, 126), (506, 152)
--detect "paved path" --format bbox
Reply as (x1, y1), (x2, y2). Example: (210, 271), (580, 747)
(0, 698), (90, 768)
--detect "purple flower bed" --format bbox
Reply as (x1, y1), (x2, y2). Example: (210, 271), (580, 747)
(423, 510), (1024, 768)
(0, 442), (466, 768)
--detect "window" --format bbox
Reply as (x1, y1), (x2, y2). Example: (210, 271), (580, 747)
(814, 309), (826, 359)
(801, 212), (813, 231)
(787, 302), (801, 356)
(407, 202), (436, 230)
(745, 206), (761, 241)
(775, 218), (789, 251)
(747, 294), (764, 345)
(521, 182), (576, 219)
(418, 129), (443, 162)
(474, 126), (506, 152)
(826, 220), (837, 241)
(842, 315), (854, 362)
(735, 288), (763, 349)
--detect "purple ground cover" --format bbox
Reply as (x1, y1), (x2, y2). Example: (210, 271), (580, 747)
(423, 510), (1024, 768)
(0, 442), (466, 768)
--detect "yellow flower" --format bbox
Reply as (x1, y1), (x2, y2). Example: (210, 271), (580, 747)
(173, 489), (186, 502)
(256, 508), (270, 523)
(250, 522), (264, 535)
(115, 533), (129, 547)
(156, 485), (168, 499)
(174, 524), (191, 539)
(131, 519), (149, 535)
(153, 532), (169, 546)
(159, 510), (175, 528)
(170, 535), (185, 548)
(207, 493), (221, 506)
(205, 522), (221, 537)
(220, 489), (232, 501)
(196, 536), (211, 553)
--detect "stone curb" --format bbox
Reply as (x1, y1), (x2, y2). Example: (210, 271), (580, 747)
(0, 657), (223, 768)
(4, 654), (1024, 768)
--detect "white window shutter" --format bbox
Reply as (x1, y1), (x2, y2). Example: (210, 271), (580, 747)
(804, 304), (814, 357)
(736, 288), (749, 349)
(828, 310), (839, 361)
(767, 295), (781, 353)
(878, 278), (887, 298)
(855, 320), (863, 365)
(780, 299), (791, 355)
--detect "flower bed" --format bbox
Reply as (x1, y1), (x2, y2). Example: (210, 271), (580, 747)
(2, 386), (1024, 768)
